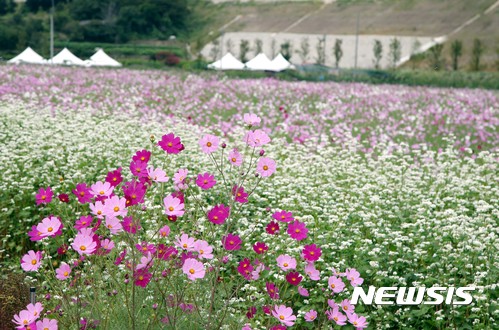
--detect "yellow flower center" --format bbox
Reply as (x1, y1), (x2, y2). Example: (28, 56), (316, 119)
(136, 168), (141, 172)
(343, 306), (348, 311)
(295, 229), (300, 233)
(213, 216), (218, 220)
(183, 244), (187, 248)
(143, 247), (148, 251)
(82, 221), (87, 225)
(80, 191), (85, 196)
(263, 165), (268, 170)
(203, 180), (208, 184)
(64, 271), (69, 276)
(140, 156), (145, 161)
(139, 276), (144, 281)
(167, 142), (172, 147)
(114, 206), (119, 212)
(97, 211), (102, 215)
(47, 227), (53, 232)
(199, 250), (204, 254)
(113, 177), (117, 182)
(354, 321), (358, 325)
(334, 317), (338, 321)
(229, 240), (234, 245)
(132, 194), (136, 199)
(169, 206), (174, 211)
(189, 269), (195, 274)
(310, 251), (314, 255)
(310, 315), (315, 320)
(99, 191), (104, 195)
(231, 157), (237, 162)
(207, 142), (212, 147)
(80, 245), (86, 251)
(41, 195), (46, 200)
(283, 263), (288, 267)
(331, 283), (335, 288)
(31, 259), (37, 265)
(279, 315), (285, 320)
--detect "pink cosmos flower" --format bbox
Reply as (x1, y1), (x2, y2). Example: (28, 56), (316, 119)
(348, 313), (368, 329)
(72, 233), (97, 256)
(158, 133), (184, 154)
(298, 286), (309, 297)
(228, 149), (243, 166)
(130, 160), (148, 178)
(207, 204), (230, 225)
(244, 129), (271, 147)
(36, 216), (62, 238)
(100, 239), (115, 253)
(55, 262), (71, 280)
(104, 216), (122, 235)
(266, 221), (280, 235)
(196, 173), (216, 190)
(175, 234), (196, 251)
(232, 185), (248, 203)
(26, 302), (43, 319)
(28, 226), (43, 242)
(12, 310), (35, 328)
(134, 269), (152, 287)
(253, 242), (268, 254)
(90, 181), (114, 198)
(36, 318), (58, 330)
(237, 258), (254, 280)
(103, 196), (128, 218)
(136, 253), (154, 270)
(276, 254), (296, 271)
(156, 244), (177, 260)
(328, 276), (346, 293)
(114, 248), (127, 265)
(222, 233), (242, 251)
(72, 183), (93, 204)
(75, 215), (93, 230)
(304, 310), (317, 322)
(269, 326), (286, 330)
(345, 268), (364, 287)
(243, 113), (261, 126)
(242, 323), (252, 330)
(164, 195), (185, 216)
(340, 299), (354, 315)
(257, 157), (276, 177)
(173, 168), (189, 190)
(272, 305), (296, 327)
(199, 134), (219, 154)
(194, 240), (213, 259)
(305, 262), (320, 281)
(133, 149), (151, 163)
(251, 263), (265, 280)
(326, 307), (347, 325)
(106, 168), (123, 187)
(122, 216), (141, 233)
(302, 244), (322, 262)
(266, 282), (279, 299)
(272, 210), (294, 223)
(285, 271), (303, 286)
(136, 242), (156, 256)
(182, 258), (205, 281)
(35, 187), (53, 205)
(89, 201), (106, 219)
(21, 250), (42, 272)
(159, 225), (170, 238)
(147, 167), (169, 183)
(287, 220), (308, 241)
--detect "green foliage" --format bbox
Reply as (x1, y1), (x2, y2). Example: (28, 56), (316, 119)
(389, 37), (401, 68)
(373, 39), (383, 69)
(333, 38), (343, 68)
(428, 43), (444, 70)
(0, 0), (15, 15)
(451, 40), (463, 71)
(239, 39), (249, 63)
(0, 272), (30, 329)
(296, 37), (310, 63)
(280, 40), (293, 61)
(315, 36), (325, 65)
(471, 38), (484, 71)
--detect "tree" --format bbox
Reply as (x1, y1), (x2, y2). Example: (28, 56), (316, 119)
(225, 39), (233, 54)
(271, 39), (277, 58)
(333, 39), (343, 68)
(470, 38), (484, 71)
(239, 39), (250, 62)
(0, 0), (15, 15)
(373, 39), (383, 69)
(280, 40), (292, 61)
(296, 37), (309, 63)
(209, 38), (220, 62)
(450, 40), (462, 71)
(315, 36), (326, 65)
(389, 38), (401, 68)
(254, 38), (263, 54)
(428, 43), (444, 70)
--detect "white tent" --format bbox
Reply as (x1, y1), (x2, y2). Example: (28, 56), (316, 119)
(207, 53), (245, 70)
(7, 47), (46, 65)
(245, 53), (274, 71)
(51, 48), (86, 66)
(85, 49), (122, 67)
(270, 53), (294, 72)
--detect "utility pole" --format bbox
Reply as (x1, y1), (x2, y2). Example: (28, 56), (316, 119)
(354, 12), (359, 69)
(220, 30), (224, 70)
(50, 0), (54, 63)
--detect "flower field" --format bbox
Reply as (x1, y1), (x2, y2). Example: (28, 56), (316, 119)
(0, 64), (497, 330)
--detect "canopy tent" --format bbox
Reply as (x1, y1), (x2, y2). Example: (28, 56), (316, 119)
(270, 53), (294, 72)
(245, 53), (274, 71)
(7, 47), (46, 65)
(85, 49), (122, 67)
(51, 48), (86, 66)
(207, 53), (245, 70)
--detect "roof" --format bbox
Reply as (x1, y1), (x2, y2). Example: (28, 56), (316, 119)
(51, 48), (86, 66)
(245, 53), (273, 71)
(7, 47), (46, 65)
(86, 49), (122, 67)
(207, 52), (245, 70)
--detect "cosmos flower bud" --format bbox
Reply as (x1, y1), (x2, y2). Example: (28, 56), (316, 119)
(221, 143), (227, 149)
(150, 135), (155, 143)
(259, 149), (265, 156)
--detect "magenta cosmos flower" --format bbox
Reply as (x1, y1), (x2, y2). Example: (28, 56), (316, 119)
(75, 215), (92, 230)
(106, 168), (123, 187)
(257, 157), (276, 177)
(72, 233), (97, 256)
(348, 313), (368, 329)
(345, 268), (364, 287)
(328, 276), (345, 293)
(222, 233), (242, 251)
(196, 173), (216, 190)
(159, 225), (170, 238)
(164, 195), (185, 216)
(302, 244), (322, 262)
(287, 220), (308, 241)
(237, 258), (254, 280)
(72, 183), (93, 204)
(266, 282), (279, 299)
(298, 286), (309, 297)
(199, 134), (219, 154)
(304, 310), (317, 322)
(272, 210), (294, 223)
(90, 181), (114, 198)
(122, 180), (146, 206)
(21, 250), (42, 272)
(36, 318), (58, 330)
(133, 149), (151, 163)
(158, 133), (184, 154)
(182, 258), (205, 281)
(207, 204), (230, 225)
(58, 193), (69, 203)
(285, 272), (303, 286)
(134, 269), (152, 288)
(36, 216), (62, 238)
(227, 149), (243, 166)
(266, 221), (280, 235)
(243, 113), (261, 126)
(55, 262), (71, 280)
(253, 242), (268, 254)
(232, 185), (248, 203)
(35, 187), (53, 205)
(272, 305), (296, 327)
(276, 254), (296, 271)
(129, 160), (148, 178)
